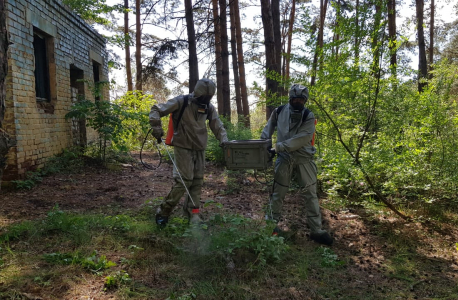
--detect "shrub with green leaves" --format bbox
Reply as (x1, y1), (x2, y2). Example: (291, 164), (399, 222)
(313, 58), (458, 211)
(65, 82), (144, 163)
(206, 214), (289, 266)
(316, 247), (345, 267)
(112, 91), (157, 150)
(206, 117), (253, 164)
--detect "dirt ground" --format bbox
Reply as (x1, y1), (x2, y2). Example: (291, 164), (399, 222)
(1, 151), (458, 299)
(0, 152), (268, 224)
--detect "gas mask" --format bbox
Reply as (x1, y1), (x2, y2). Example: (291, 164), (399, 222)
(196, 95), (213, 106)
(196, 95), (212, 114)
(289, 84), (308, 111)
(290, 101), (305, 111)
(290, 97), (305, 111)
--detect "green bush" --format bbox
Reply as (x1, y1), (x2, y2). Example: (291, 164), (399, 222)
(206, 214), (289, 266)
(66, 83), (148, 163)
(112, 91), (156, 150)
(206, 117), (253, 164)
(314, 59), (458, 212)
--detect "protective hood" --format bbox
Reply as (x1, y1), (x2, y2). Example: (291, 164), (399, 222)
(193, 78), (216, 105)
(289, 84), (309, 111)
(289, 84), (309, 100)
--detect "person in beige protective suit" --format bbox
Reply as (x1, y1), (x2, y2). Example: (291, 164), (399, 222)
(261, 84), (333, 245)
(149, 78), (228, 226)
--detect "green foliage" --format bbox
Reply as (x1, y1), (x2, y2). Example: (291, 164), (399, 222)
(251, 70), (291, 109)
(0, 206), (146, 249)
(112, 91), (157, 150)
(43, 250), (116, 274)
(155, 213), (288, 269)
(12, 148), (84, 190)
(206, 117), (253, 164)
(1, 202), (456, 299)
(315, 60), (458, 210)
(104, 270), (131, 290)
(104, 215), (134, 232)
(221, 170), (243, 195)
(0, 220), (35, 243)
(62, 0), (123, 25)
(158, 217), (192, 237)
(65, 82), (143, 163)
(166, 292), (197, 300)
(316, 247), (345, 267)
(11, 177), (36, 190)
(287, 2), (458, 216)
(206, 214), (289, 266)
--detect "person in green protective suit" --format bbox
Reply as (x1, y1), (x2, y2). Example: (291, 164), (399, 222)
(260, 84), (333, 246)
(149, 78), (228, 226)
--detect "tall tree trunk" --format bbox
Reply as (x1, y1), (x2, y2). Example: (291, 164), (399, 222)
(370, 2), (382, 78)
(416, 0), (427, 92)
(229, 1), (243, 120)
(0, 0), (5, 128)
(233, 0), (250, 127)
(285, 0), (295, 80)
(124, 0), (133, 91)
(387, 0), (397, 75)
(333, 0), (340, 59)
(212, 0), (223, 114)
(0, 0), (13, 189)
(260, 0), (279, 119)
(185, 0), (199, 92)
(271, 0), (283, 96)
(429, 0), (434, 78)
(311, 0), (328, 86)
(281, 8), (286, 80)
(135, 0), (142, 91)
(219, 0), (231, 120)
(354, 0), (360, 65)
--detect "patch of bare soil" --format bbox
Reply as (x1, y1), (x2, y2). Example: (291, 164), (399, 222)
(1, 151), (458, 299)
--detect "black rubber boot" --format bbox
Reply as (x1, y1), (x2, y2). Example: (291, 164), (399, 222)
(310, 232), (333, 246)
(272, 226), (282, 236)
(155, 213), (169, 227)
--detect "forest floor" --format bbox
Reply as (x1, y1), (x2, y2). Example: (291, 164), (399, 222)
(0, 151), (458, 299)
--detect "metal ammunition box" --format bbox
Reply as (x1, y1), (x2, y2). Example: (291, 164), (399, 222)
(224, 139), (272, 170)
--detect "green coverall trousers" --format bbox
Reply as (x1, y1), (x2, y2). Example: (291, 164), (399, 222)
(160, 146), (204, 218)
(268, 157), (325, 234)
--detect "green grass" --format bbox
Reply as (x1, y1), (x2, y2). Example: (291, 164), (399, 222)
(0, 206), (457, 299)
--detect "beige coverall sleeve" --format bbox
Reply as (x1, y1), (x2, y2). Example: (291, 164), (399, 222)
(208, 105), (228, 144)
(260, 108), (278, 140)
(276, 114), (315, 153)
(149, 97), (181, 127)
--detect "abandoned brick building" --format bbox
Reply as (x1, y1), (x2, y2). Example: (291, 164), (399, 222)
(3, 0), (109, 182)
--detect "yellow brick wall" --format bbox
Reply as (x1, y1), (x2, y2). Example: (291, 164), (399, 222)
(3, 0), (109, 181)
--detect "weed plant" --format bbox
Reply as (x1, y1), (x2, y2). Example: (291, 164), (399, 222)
(0, 207), (290, 298)
(11, 148), (85, 190)
(1, 204), (456, 299)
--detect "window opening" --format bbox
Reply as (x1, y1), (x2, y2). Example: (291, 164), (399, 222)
(33, 31), (51, 102)
(92, 61), (101, 101)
